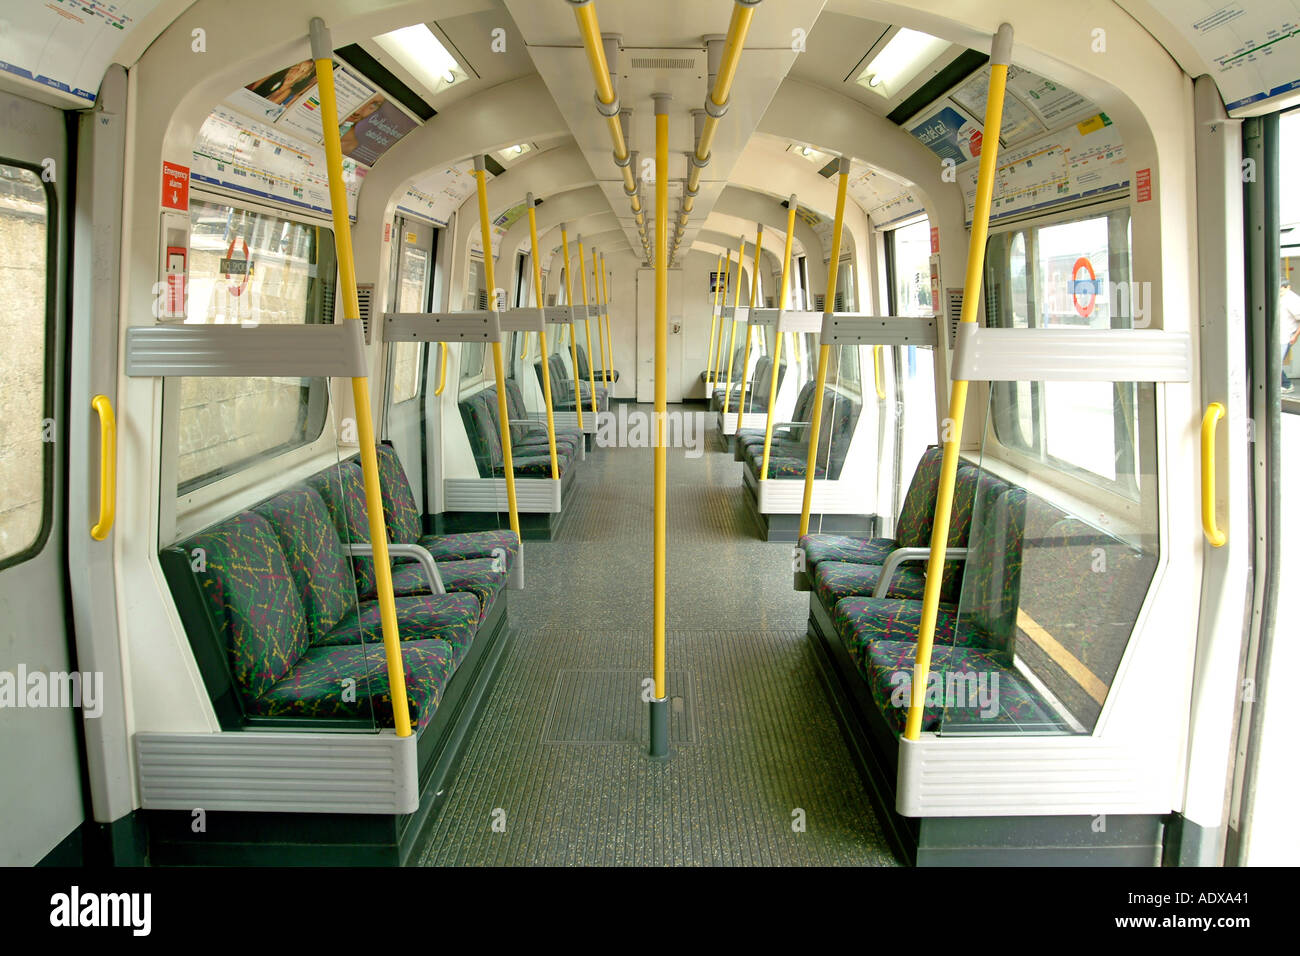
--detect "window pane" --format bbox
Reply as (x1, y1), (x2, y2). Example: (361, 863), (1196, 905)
(175, 197), (334, 492)
(0, 165), (49, 564)
(985, 231), (1036, 453)
(890, 218), (932, 317)
(390, 244), (428, 404)
(1036, 216), (1111, 329)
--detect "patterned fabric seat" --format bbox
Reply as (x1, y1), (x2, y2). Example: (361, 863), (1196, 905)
(459, 391), (571, 478)
(179, 510), (457, 731)
(711, 356), (784, 412)
(304, 464), (505, 614)
(393, 556), (504, 621)
(799, 445), (970, 572)
(370, 442), (521, 569)
(709, 344), (746, 388)
(808, 463), (997, 606)
(318, 592), (480, 664)
(503, 380), (583, 452)
(860, 640), (1057, 736)
(576, 343), (619, 383)
(832, 479), (1029, 664)
(250, 484), (483, 653)
(742, 385), (859, 479)
(737, 381), (819, 454)
(801, 534), (899, 568)
(483, 386), (579, 468)
(537, 354), (609, 411)
(814, 559), (927, 607)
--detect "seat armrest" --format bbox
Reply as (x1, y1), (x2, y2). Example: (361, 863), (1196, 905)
(872, 547), (969, 599)
(345, 542), (446, 595)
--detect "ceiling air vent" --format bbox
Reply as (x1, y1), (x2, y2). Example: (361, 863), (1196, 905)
(630, 56), (698, 70)
(356, 283), (374, 344)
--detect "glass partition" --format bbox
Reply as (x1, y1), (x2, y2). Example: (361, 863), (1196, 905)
(932, 382), (1159, 736)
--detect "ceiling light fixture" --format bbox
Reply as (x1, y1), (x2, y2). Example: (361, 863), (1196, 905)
(373, 24), (466, 96)
(855, 27), (950, 99)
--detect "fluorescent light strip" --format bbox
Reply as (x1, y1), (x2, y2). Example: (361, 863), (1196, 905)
(374, 24), (464, 96)
(857, 27), (950, 99)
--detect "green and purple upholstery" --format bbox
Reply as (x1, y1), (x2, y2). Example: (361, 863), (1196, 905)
(371, 441), (520, 570)
(502, 380), (583, 453)
(576, 343), (619, 383)
(830, 478), (1028, 655)
(176, 510), (458, 731)
(459, 391), (568, 478)
(742, 385), (860, 480)
(313, 452), (509, 615)
(808, 460), (990, 608)
(860, 639), (1057, 735)
(711, 356), (785, 412)
(247, 483), (482, 657)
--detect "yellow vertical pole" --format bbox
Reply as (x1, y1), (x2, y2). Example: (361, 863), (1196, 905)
(904, 24), (1013, 741)
(761, 196), (798, 480)
(561, 225), (584, 432)
(592, 247), (608, 389)
(798, 157), (849, 538)
(602, 256), (614, 388)
(474, 154), (521, 538)
(603, 258), (614, 386)
(723, 236), (746, 415)
(705, 252), (723, 387)
(712, 249), (732, 386)
(526, 194), (561, 480)
(649, 92), (671, 757)
(308, 19), (409, 736)
(736, 223), (763, 429)
(577, 237), (599, 418)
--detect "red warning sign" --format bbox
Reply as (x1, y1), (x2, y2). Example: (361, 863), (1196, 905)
(162, 162), (190, 210)
(1136, 168), (1152, 203)
(930, 226), (939, 255)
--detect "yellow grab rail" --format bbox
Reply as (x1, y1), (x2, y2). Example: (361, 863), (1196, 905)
(710, 250), (731, 385)
(649, 93), (671, 756)
(761, 197), (798, 480)
(798, 160), (849, 538)
(1201, 402), (1226, 547)
(90, 394), (116, 540)
(873, 345), (886, 400)
(578, 237), (599, 418)
(736, 224), (763, 429)
(706, 251), (723, 388)
(526, 194), (561, 480)
(593, 248), (608, 389)
(723, 236), (746, 415)
(310, 19), (409, 736)
(676, 0), (757, 253)
(561, 225), (584, 431)
(474, 155), (522, 539)
(570, 1), (647, 257)
(434, 342), (449, 396)
(904, 24), (1014, 742)
(601, 255), (614, 388)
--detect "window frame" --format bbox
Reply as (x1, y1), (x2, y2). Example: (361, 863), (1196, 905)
(387, 218), (436, 407)
(0, 159), (58, 572)
(168, 188), (337, 511)
(980, 197), (1150, 520)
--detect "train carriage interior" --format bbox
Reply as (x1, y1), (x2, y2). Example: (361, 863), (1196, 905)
(1, 0), (1298, 875)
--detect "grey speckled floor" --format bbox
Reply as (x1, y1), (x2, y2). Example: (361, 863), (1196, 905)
(416, 405), (896, 866)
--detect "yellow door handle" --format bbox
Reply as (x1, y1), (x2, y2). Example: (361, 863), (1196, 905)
(434, 342), (449, 396)
(1200, 402), (1226, 547)
(91, 395), (116, 541)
